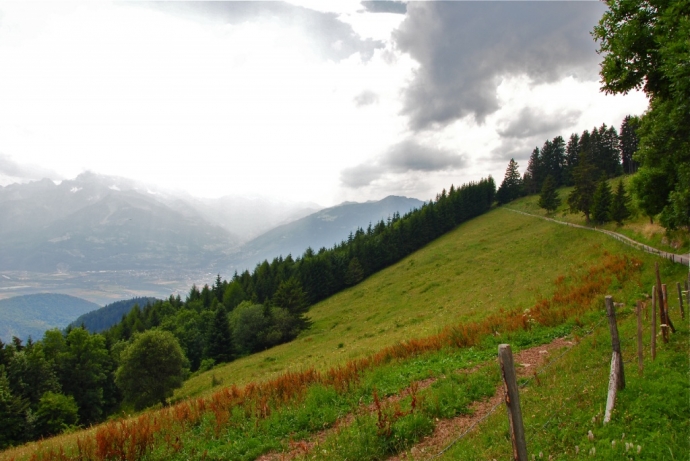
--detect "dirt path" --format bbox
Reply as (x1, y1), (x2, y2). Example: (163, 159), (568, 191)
(256, 337), (574, 461)
(505, 208), (690, 266)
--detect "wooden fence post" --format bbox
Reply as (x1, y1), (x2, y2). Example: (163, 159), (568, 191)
(605, 296), (625, 390)
(604, 296), (624, 424)
(498, 344), (528, 461)
(678, 282), (686, 320)
(651, 286), (657, 360)
(662, 284), (676, 334)
(637, 301), (643, 376)
(655, 263), (668, 343)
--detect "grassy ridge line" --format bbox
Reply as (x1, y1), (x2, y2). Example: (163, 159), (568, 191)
(178, 207), (638, 400)
(505, 207), (690, 265)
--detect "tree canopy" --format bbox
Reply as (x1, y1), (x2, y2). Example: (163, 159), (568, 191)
(115, 330), (189, 410)
(594, 0), (690, 229)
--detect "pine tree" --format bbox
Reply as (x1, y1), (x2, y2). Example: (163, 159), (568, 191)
(619, 115), (640, 174)
(568, 154), (598, 223)
(592, 179), (613, 224)
(206, 305), (233, 364)
(496, 158), (522, 204)
(610, 180), (631, 225)
(524, 148), (543, 194)
(538, 175), (561, 213)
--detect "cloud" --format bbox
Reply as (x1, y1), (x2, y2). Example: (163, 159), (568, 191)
(151, 2), (383, 61)
(341, 140), (465, 188)
(353, 90), (379, 107)
(394, 2), (606, 130)
(360, 1), (407, 15)
(0, 153), (63, 185)
(497, 107), (581, 139)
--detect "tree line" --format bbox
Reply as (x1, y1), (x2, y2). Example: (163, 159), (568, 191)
(0, 177), (495, 448)
(496, 116), (643, 225)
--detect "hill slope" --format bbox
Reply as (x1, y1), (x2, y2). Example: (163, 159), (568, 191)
(70, 297), (159, 333)
(0, 293), (100, 342)
(2, 203), (687, 461)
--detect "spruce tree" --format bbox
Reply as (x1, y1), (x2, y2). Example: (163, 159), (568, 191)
(592, 179), (613, 224)
(567, 154), (598, 223)
(206, 305), (233, 364)
(610, 179), (631, 225)
(496, 158), (522, 204)
(538, 175), (561, 213)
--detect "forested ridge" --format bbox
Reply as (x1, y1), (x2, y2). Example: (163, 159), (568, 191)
(0, 177), (495, 448)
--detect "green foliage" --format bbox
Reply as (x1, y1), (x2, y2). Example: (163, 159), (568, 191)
(115, 330), (189, 410)
(537, 175), (561, 213)
(568, 156), (599, 223)
(594, 0), (690, 230)
(59, 328), (112, 425)
(205, 305), (233, 364)
(610, 179), (632, 225)
(496, 158), (523, 204)
(34, 391), (79, 438)
(0, 365), (29, 449)
(344, 257), (365, 286)
(630, 166), (671, 224)
(592, 178), (613, 224)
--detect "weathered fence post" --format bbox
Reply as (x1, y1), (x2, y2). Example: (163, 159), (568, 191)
(651, 286), (657, 360)
(604, 296), (624, 423)
(498, 344), (528, 461)
(678, 282), (686, 320)
(662, 284), (676, 333)
(605, 296), (625, 389)
(655, 263), (668, 343)
(636, 301), (643, 376)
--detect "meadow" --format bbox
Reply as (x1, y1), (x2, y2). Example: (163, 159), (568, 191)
(2, 200), (688, 461)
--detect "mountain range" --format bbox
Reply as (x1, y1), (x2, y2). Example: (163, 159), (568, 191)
(0, 172), (424, 306)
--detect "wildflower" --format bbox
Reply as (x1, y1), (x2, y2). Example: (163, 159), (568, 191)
(637, 445), (641, 454)
(575, 446), (579, 454)
(588, 430), (594, 441)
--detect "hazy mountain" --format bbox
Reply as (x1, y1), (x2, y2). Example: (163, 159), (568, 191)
(0, 173), (240, 272)
(0, 293), (100, 342)
(232, 195), (424, 271)
(71, 296), (159, 333)
(173, 194), (322, 243)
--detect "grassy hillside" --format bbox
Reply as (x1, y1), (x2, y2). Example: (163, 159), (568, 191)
(0, 293), (99, 342)
(2, 204), (687, 461)
(177, 203), (677, 400)
(506, 177), (690, 255)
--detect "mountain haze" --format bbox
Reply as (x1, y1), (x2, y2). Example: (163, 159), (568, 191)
(232, 195), (424, 271)
(0, 293), (100, 342)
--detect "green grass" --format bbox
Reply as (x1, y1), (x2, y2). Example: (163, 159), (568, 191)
(506, 176), (690, 255)
(438, 303), (689, 460)
(3, 199), (688, 461)
(178, 205), (664, 400)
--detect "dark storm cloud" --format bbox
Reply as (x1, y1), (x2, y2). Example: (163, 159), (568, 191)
(341, 140), (465, 188)
(497, 107), (581, 139)
(149, 2), (383, 62)
(394, 2), (606, 130)
(353, 90), (379, 107)
(361, 1), (407, 15)
(491, 108), (581, 165)
(0, 154), (62, 182)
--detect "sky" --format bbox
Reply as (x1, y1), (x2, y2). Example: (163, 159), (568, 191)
(0, 1), (649, 207)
